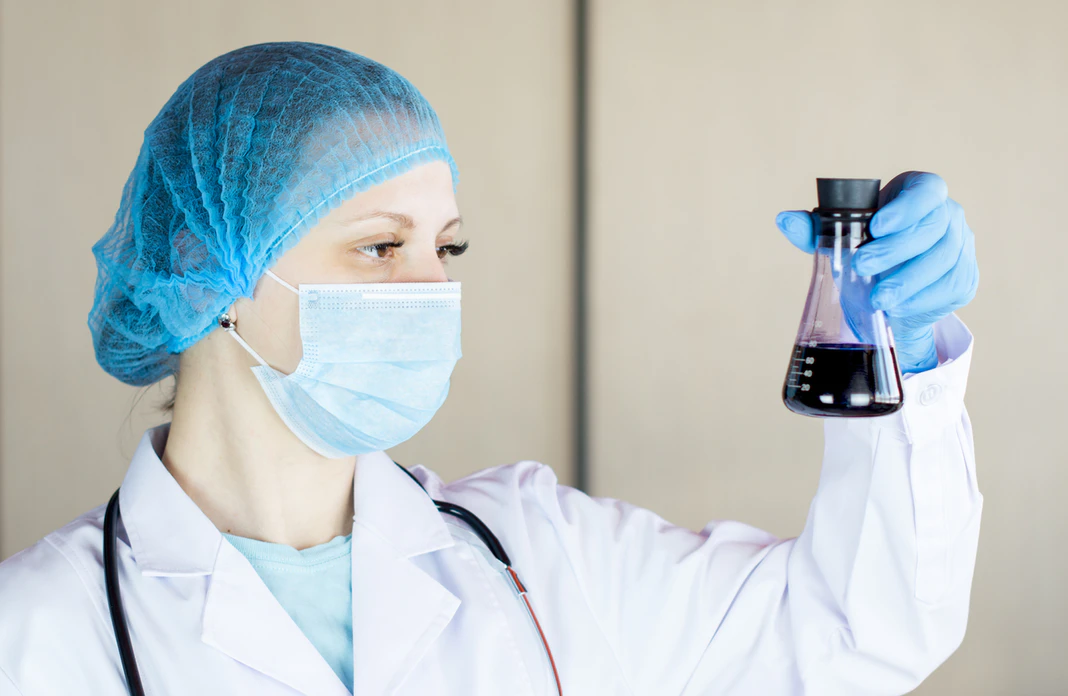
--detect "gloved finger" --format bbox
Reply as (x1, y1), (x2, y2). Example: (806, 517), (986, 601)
(886, 227), (978, 318)
(891, 310), (949, 335)
(889, 322), (939, 374)
(838, 274), (878, 344)
(853, 202), (949, 276)
(775, 211), (816, 254)
(870, 171), (949, 238)
(869, 204), (963, 310)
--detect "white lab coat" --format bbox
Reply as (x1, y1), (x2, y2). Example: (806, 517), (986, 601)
(0, 315), (981, 696)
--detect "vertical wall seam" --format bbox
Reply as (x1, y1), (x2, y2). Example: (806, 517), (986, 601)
(573, 0), (590, 493)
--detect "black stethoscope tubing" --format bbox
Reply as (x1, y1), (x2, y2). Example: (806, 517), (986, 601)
(103, 487), (145, 694)
(103, 460), (562, 696)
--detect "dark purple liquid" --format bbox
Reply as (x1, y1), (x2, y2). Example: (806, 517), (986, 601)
(782, 343), (903, 417)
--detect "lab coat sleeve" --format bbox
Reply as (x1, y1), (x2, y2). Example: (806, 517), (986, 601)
(533, 313), (981, 695)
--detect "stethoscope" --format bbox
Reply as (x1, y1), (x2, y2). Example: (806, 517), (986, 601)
(102, 460), (563, 696)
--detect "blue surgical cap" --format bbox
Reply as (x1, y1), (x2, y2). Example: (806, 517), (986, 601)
(89, 41), (460, 386)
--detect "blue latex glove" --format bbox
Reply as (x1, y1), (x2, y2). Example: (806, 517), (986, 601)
(776, 172), (979, 374)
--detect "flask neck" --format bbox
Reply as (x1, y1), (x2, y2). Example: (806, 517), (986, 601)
(813, 208), (875, 248)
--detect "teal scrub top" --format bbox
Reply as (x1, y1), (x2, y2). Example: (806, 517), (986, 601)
(223, 532), (353, 692)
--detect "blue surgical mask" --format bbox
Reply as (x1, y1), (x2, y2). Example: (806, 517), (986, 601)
(222, 270), (462, 458)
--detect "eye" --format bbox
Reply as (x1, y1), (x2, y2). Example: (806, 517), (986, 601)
(436, 240), (470, 260)
(355, 242), (401, 259)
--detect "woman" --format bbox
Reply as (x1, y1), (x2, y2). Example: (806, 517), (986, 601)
(0, 41), (981, 695)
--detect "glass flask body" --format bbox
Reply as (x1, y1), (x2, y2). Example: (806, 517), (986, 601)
(783, 205), (904, 417)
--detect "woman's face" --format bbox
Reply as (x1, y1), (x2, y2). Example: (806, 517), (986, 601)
(229, 160), (465, 374)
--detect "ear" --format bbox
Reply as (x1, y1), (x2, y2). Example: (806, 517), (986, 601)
(217, 301), (238, 330)
(227, 296), (253, 325)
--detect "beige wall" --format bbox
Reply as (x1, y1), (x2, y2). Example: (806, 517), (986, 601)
(2, 1), (1065, 693)
(588, 1), (1067, 693)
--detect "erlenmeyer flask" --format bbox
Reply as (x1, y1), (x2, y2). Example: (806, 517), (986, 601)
(782, 178), (903, 417)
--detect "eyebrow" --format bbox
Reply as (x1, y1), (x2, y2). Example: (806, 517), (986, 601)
(341, 210), (463, 234)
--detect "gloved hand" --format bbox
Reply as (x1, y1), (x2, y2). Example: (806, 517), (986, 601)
(775, 171), (979, 374)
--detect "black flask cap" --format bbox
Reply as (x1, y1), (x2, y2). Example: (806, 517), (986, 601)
(816, 178), (881, 210)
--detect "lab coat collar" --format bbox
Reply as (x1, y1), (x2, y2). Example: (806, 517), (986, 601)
(119, 423), (221, 576)
(352, 448), (455, 559)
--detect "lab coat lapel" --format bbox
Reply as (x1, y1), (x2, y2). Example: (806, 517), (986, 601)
(350, 451), (460, 695)
(201, 542), (351, 696)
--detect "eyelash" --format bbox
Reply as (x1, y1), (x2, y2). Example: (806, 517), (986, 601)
(354, 239), (470, 261)
(438, 240), (469, 259)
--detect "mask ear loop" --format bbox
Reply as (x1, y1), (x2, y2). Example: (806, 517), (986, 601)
(218, 269), (300, 368)
(264, 269), (299, 295)
(218, 313), (270, 368)
(218, 269), (299, 368)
